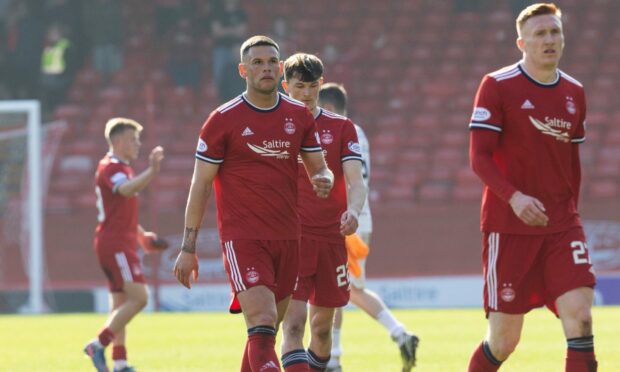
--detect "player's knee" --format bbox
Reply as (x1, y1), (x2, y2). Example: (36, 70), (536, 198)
(133, 292), (148, 310)
(571, 307), (593, 336)
(491, 336), (520, 360)
(247, 310), (278, 328)
(309, 317), (332, 344)
(311, 324), (332, 344)
(283, 319), (305, 340)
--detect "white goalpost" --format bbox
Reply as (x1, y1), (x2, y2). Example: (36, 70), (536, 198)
(0, 100), (44, 313)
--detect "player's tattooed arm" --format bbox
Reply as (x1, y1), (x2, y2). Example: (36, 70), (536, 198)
(181, 227), (199, 254)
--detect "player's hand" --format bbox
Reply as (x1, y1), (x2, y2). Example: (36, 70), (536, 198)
(173, 251), (199, 289)
(139, 231), (169, 253)
(149, 146), (165, 173)
(339, 210), (359, 236)
(509, 191), (548, 227)
(311, 174), (333, 198)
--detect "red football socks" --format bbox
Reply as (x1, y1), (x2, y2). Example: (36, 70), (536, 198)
(247, 326), (280, 371)
(97, 327), (115, 347)
(468, 341), (501, 372)
(112, 345), (127, 361)
(566, 335), (597, 372)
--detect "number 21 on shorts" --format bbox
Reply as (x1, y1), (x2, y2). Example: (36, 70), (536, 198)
(570, 241), (591, 265)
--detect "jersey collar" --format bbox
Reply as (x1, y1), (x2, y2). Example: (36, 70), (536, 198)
(108, 152), (130, 165)
(518, 61), (560, 88)
(314, 107), (323, 120)
(241, 92), (281, 112)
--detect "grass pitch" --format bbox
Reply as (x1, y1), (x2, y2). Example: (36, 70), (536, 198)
(0, 306), (618, 371)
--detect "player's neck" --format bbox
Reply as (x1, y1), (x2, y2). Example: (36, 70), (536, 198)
(244, 89), (279, 109)
(110, 150), (130, 164)
(521, 60), (558, 84)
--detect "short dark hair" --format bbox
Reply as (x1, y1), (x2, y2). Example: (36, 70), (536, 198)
(283, 53), (324, 82)
(239, 35), (280, 61)
(516, 3), (562, 36)
(319, 83), (348, 114)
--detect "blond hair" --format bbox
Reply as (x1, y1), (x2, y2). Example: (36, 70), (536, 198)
(516, 3), (562, 37)
(104, 117), (143, 145)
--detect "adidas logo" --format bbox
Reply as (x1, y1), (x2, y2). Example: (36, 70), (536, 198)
(521, 99), (535, 109)
(260, 361), (279, 371)
(242, 127), (254, 136)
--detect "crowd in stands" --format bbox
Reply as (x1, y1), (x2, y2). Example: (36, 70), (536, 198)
(0, 0), (252, 116)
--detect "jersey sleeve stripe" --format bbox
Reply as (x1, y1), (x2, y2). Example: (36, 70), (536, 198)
(342, 155), (363, 162)
(300, 145), (323, 152)
(321, 110), (347, 120)
(195, 153), (224, 164)
(571, 137), (585, 143)
(217, 97), (243, 113)
(280, 94), (307, 108)
(469, 123), (502, 132)
(559, 70), (584, 87)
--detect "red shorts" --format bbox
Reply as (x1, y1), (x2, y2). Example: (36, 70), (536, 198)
(221, 240), (299, 304)
(482, 227), (596, 316)
(96, 248), (145, 292)
(293, 236), (350, 307)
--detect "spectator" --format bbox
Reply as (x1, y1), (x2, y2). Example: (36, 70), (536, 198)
(155, 0), (193, 38)
(210, 0), (247, 102)
(83, 0), (123, 81)
(5, 0), (45, 99)
(44, 0), (84, 66)
(166, 18), (201, 91)
(39, 22), (76, 116)
(215, 53), (246, 102)
(269, 16), (296, 60)
(508, 0), (532, 17)
(454, 0), (482, 12)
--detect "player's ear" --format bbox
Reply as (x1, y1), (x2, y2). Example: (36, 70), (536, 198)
(516, 37), (525, 53)
(279, 61), (284, 75)
(238, 62), (246, 78)
(281, 80), (289, 93)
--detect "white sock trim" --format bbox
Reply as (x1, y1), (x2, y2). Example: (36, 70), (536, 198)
(377, 309), (405, 340)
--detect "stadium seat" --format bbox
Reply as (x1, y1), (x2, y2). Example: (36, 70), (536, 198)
(44, 0), (618, 217)
(418, 182), (451, 202)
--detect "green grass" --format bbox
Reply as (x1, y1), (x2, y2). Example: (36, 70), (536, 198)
(0, 307), (618, 371)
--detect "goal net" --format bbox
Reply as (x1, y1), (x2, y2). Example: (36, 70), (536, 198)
(0, 101), (66, 313)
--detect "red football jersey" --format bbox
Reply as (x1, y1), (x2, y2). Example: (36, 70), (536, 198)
(94, 153), (138, 251)
(196, 93), (322, 241)
(297, 109), (362, 242)
(469, 62), (586, 234)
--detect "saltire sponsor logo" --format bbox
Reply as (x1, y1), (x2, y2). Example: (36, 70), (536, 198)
(247, 140), (291, 159)
(528, 115), (571, 142)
